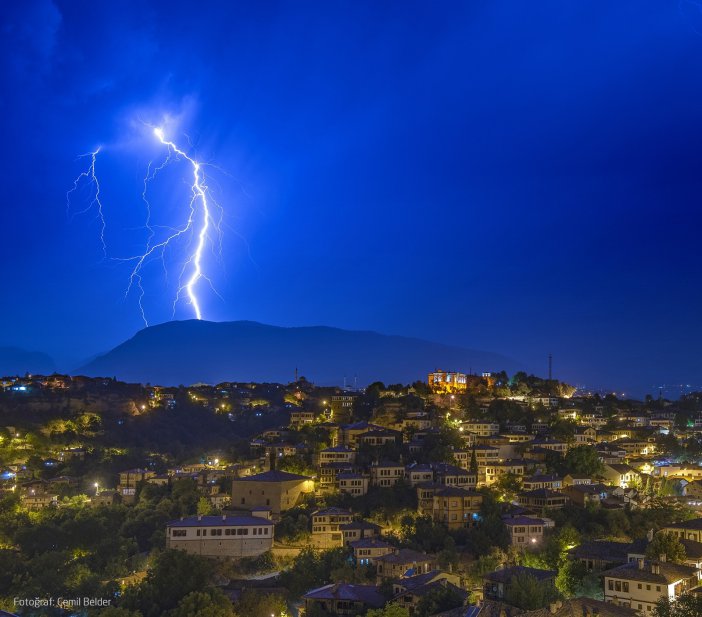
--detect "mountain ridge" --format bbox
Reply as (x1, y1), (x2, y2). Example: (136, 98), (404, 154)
(0, 347), (56, 376)
(77, 320), (520, 386)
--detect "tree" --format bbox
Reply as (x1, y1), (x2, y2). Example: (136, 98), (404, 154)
(233, 589), (287, 617)
(437, 536), (459, 571)
(645, 532), (686, 564)
(366, 606), (410, 617)
(99, 609), (144, 617)
(550, 420), (578, 443)
(414, 585), (466, 617)
(197, 497), (213, 516)
(120, 550), (213, 617)
(653, 595), (702, 617)
(278, 547), (352, 598)
(469, 447), (478, 474)
(494, 472), (522, 500)
(464, 491), (510, 553)
(504, 572), (560, 610)
(466, 548), (507, 586)
(563, 446), (603, 477)
(167, 589), (235, 617)
(555, 558), (589, 597)
(275, 512), (310, 543)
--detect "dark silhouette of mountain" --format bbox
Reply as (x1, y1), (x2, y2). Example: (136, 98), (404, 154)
(78, 320), (520, 386)
(0, 347), (56, 376)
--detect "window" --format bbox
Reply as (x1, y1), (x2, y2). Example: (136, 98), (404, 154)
(646, 585), (651, 590)
(656, 586), (660, 592)
(196, 530), (201, 536)
(202, 529), (207, 536)
(638, 584), (642, 589)
(623, 582), (629, 592)
(172, 529), (186, 537)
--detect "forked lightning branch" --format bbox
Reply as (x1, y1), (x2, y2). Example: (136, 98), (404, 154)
(66, 128), (223, 325)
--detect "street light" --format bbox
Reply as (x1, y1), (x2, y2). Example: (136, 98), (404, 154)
(94, 482), (99, 495)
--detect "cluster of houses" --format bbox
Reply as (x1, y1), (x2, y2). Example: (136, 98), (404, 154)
(4, 371), (702, 616)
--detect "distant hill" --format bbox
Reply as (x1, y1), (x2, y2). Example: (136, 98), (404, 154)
(0, 347), (55, 376)
(77, 320), (519, 386)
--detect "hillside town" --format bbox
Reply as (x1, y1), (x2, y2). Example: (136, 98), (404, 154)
(1, 369), (702, 616)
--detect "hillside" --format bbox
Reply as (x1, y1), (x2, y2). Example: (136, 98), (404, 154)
(0, 347), (55, 376)
(78, 320), (518, 386)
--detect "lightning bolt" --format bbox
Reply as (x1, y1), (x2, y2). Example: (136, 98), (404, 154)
(66, 148), (107, 257)
(119, 127), (220, 325)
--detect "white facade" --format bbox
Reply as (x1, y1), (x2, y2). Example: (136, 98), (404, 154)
(166, 515), (274, 558)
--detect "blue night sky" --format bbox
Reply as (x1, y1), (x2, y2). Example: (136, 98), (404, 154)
(1, 1), (702, 396)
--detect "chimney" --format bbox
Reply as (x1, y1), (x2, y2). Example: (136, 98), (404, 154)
(197, 514), (202, 521)
(637, 558), (644, 570)
(659, 553), (667, 563)
(222, 515), (226, 521)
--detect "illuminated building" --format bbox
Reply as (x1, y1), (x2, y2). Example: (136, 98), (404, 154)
(427, 370), (468, 394)
(117, 468), (155, 504)
(602, 559), (701, 614)
(337, 472), (369, 496)
(417, 485), (483, 530)
(311, 507), (353, 548)
(166, 514), (274, 558)
(330, 394), (357, 423)
(504, 516), (546, 547)
(232, 469), (313, 516)
(350, 538), (395, 566)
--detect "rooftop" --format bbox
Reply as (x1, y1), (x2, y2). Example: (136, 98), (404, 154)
(303, 583), (385, 607)
(233, 469), (311, 482)
(349, 537), (393, 549)
(167, 515), (274, 527)
(602, 560), (699, 584)
(521, 598), (637, 617)
(503, 516), (545, 526)
(664, 517), (702, 531)
(375, 548), (434, 565)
